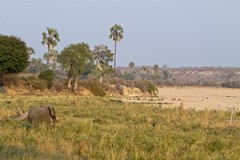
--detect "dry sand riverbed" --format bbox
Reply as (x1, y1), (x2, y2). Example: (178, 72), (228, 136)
(121, 87), (240, 111)
(157, 87), (240, 110)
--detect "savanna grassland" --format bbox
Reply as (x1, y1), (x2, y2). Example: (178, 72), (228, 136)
(0, 93), (240, 160)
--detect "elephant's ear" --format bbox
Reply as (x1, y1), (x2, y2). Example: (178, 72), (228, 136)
(48, 107), (56, 118)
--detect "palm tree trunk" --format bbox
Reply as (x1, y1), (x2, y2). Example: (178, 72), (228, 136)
(114, 40), (117, 72)
(46, 60), (50, 69)
(47, 45), (50, 69)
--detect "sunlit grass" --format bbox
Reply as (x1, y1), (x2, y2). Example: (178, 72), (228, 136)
(0, 94), (239, 159)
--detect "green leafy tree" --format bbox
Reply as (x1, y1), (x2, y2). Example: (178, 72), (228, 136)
(58, 43), (92, 92)
(109, 24), (124, 71)
(0, 34), (32, 74)
(92, 45), (113, 83)
(41, 28), (60, 69)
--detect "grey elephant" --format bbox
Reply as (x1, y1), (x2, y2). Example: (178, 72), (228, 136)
(28, 106), (57, 127)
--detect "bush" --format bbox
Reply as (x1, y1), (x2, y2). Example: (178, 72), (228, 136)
(0, 74), (18, 87)
(23, 76), (47, 91)
(54, 81), (64, 92)
(38, 69), (55, 81)
(121, 72), (135, 80)
(32, 79), (47, 90)
(38, 69), (55, 89)
(81, 80), (106, 97)
(222, 81), (240, 88)
(134, 80), (147, 92)
(108, 78), (126, 86)
(143, 80), (158, 96)
(134, 80), (158, 96)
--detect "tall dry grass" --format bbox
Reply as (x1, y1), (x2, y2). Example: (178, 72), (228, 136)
(0, 95), (239, 159)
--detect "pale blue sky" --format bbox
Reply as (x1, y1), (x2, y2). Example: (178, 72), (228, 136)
(1, 0), (240, 67)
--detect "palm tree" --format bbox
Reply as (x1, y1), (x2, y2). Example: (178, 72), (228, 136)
(43, 52), (51, 68)
(141, 65), (148, 79)
(41, 28), (60, 69)
(141, 65), (148, 74)
(109, 24), (124, 72)
(141, 65), (148, 80)
(129, 61), (135, 72)
(153, 64), (159, 73)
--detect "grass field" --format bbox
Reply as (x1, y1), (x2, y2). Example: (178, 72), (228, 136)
(0, 87), (240, 159)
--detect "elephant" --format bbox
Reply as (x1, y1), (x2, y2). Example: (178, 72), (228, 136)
(28, 106), (57, 127)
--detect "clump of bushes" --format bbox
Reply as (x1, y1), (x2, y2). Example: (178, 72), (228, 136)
(81, 80), (106, 97)
(105, 77), (158, 96)
(143, 80), (158, 96)
(108, 77), (134, 89)
(222, 81), (240, 88)
(32, 79), (47, 91)
(23, 76), (47, 91)
(1, 74), (19, 87)
(38, 69), (55, 89)
(54, 81), (64, 93)
(134, 80), (158, 96)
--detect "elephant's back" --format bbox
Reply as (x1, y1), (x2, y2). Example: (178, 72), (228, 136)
(28, 106), (51, 125)
(29, 105), (49, 112)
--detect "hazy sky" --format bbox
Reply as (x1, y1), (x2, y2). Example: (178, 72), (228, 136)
(1, 0), (240, 67)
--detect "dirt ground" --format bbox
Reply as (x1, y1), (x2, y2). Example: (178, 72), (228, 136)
(158, 87), (240, 110)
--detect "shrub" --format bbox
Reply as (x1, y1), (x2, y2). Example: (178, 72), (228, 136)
(108, 78), (126, 86)
(32, 80), (47, 91)
(23, 77), (47, 91)
(143, 80), (158, 96)
(222, 81), (240, 88)
(0, 74), (18, 87)
(38, 69), (55, 81)
(54, 81), (64, 92)
(81, 80), (106, 97)
(121, 72), (135, 80)
(134, 80), (158, 96)
(38, 69), (55, 89)
(134, 80), (147, 92)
